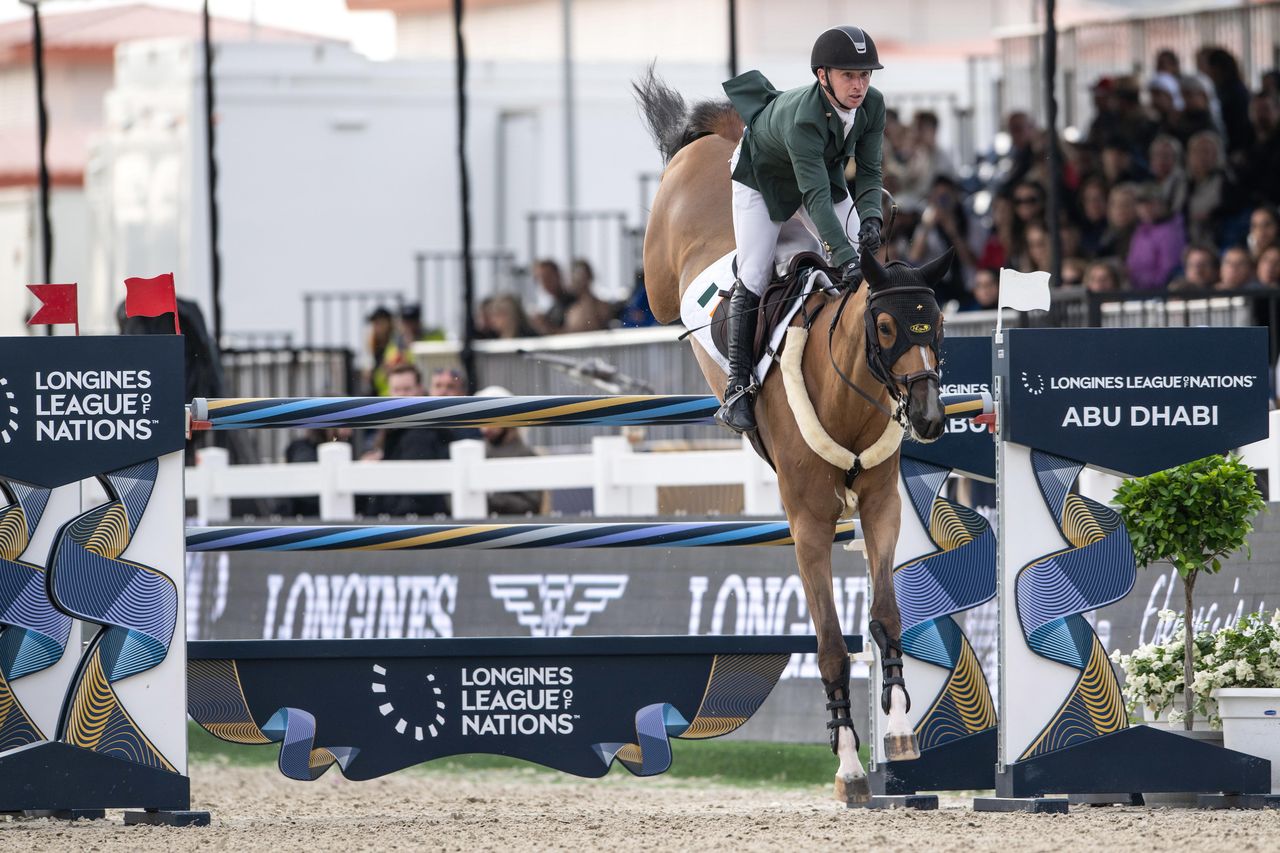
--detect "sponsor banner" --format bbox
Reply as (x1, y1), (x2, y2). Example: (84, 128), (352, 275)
(1004, 327), (1269, 476)
(902, 336), (995, 481)
(186, 510), (1280, 743)
(0, 337), (185, 488)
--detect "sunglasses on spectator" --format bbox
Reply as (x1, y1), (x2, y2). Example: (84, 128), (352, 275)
(432, 368), (463, 379)
(1015, 196), (1041, 206)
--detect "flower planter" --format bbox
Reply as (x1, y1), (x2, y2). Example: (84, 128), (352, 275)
(1213, 688), (1280, 794)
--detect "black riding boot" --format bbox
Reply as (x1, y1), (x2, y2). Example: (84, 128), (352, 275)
(716, 283), (759, 434)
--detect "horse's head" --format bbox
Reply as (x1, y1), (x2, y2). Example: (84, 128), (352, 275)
(861, 248), (951, 443)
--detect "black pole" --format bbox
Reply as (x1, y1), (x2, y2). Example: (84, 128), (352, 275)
(453, 0), (478, 391)
(1043, 0), (1063, 288)
(727, 0), (738, 78)
(203, 1), (223, 345)
(27, 0), (53, 335)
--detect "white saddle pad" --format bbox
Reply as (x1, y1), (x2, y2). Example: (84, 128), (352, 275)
(679, 252), (830, 385)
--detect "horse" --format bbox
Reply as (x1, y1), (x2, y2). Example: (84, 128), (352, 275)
(634, 70), (950, 805)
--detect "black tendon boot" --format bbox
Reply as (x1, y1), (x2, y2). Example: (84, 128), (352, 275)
(822, 656), (858, 756)
(869, 619), (920, 761)
(715, 282), (760, 433)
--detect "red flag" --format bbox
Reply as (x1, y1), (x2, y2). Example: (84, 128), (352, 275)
(125, 273), (181, 334)
(27, 283), (79, 335)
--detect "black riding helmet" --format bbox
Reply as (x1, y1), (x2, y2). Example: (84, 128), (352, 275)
(810, 26), (884, 74)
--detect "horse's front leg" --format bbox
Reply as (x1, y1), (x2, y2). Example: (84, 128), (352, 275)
(791, 512), (868, 805)
(858, 471), (921, 762)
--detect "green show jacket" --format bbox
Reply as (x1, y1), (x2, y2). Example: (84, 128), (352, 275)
(723, 70), (885, 267)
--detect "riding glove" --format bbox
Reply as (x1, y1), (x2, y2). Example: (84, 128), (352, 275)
(858, 216), (883, 255)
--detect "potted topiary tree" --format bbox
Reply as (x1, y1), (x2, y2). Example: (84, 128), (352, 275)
(1113, 453), (1266, 731)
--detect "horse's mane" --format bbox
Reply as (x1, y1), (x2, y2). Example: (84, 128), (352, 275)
(633, 64), (743, 164)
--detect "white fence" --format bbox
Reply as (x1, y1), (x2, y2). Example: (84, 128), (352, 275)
(188, 411), (1280, 523)
(189, 436), (782, 523)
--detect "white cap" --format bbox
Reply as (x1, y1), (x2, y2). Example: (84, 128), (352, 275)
(477, 385), (514, 398)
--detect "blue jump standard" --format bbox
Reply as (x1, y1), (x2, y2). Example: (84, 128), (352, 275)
(870, 727), (997, 797)
(975, 725), (1271, 812)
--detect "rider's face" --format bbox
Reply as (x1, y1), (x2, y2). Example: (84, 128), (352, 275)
(820, 68), (872, 109)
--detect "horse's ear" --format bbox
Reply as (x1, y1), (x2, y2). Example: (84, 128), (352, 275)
(862, 248), (888, 290)
(917, 248), (955, 287)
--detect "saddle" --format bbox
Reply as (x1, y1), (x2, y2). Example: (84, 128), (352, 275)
(709, 251), (833, 363)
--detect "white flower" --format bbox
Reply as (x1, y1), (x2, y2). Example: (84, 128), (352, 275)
(1158, 609), (1178, 623)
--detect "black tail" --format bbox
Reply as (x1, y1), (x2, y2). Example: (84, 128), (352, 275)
(633, 64), (743, 164)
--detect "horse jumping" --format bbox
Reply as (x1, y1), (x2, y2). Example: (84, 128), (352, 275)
(635, 70), (953, 804)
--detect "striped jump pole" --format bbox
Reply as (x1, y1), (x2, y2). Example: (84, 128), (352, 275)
(188, 393), (991, 431)
(186, 519), (862, 552)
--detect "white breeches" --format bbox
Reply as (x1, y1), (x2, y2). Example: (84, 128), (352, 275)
(730, 141), (861, 297)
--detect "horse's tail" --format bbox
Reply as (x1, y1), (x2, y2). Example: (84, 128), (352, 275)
(632, 64), (743, 164)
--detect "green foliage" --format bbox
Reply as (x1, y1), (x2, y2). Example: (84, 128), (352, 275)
(1113, 454), (1266, 580)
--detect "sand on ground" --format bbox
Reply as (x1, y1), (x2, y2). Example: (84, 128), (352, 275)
(0, 760), (1277, 851)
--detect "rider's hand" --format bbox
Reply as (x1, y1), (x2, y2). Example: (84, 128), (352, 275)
(858, 216), (883, 254)
(839, 260), (863, 289)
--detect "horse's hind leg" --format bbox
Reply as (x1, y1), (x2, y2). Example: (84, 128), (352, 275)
(858, 471), (920, 762)
(790, 510), (868, 806)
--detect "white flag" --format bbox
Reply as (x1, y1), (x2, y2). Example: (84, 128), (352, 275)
(998, 268), (1052, 312)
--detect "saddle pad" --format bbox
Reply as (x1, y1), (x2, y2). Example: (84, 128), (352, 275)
(679, 251), (826, 385)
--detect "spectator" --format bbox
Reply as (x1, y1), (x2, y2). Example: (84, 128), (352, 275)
(1019, 221), (1052, 273)
(475, 385), (545, 516)
(1248, 205), (1280, 262)
(1184, 130), (1233, 247)
(1100, 136), (1149, 185)
(1174, 77), (1220, 144)
(529, 260), (574, 335)
(1061, 256), (1088, 287)
(1148, 135), (1189, 214)
(999, 111), (1037, 191)
(485, 293), (536, 339)
(1154, 48), (1180, 77)
(362, 364), (450, 517)
(364, 305), (394, 396)
(978, 192), (1018, 271)
(1098, 183), (1139, 260)
(881, 108), (914, 204)
(1169, 244), (1220, 291)
(959, 268), (1000, 311)
(398, 304), (425, 345)
(1262, 70), (1280, 100)
(1257, 245), (1280, 288)
(908, 175), (978, 302)
(1127, 184), (1186, 290)
(1243, 94), (1280, 202)
(1147, 73), (1185, 138)
(1084, 259), (1128, 293)
(1219, 246), (1259, 290)
(1203, 47), (1255, 159)
(1075, 176), (1110, 258)
(618, 276), (659, 327)
(894, 111), (955, 214)
(429, 366), (468, 397)
(562, 259), (616, 333)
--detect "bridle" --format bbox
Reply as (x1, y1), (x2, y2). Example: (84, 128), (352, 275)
(824, 278), (942, 423)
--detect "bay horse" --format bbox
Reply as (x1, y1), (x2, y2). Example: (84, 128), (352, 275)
(635, 70), (950, 805)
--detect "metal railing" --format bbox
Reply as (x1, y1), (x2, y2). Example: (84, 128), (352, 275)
(999, 2), (1280, 131)
(218, 347), (357, 464)
(413, 250), (521, 341)
(527, 210), (639, 303)
(303, 289), (405, 354)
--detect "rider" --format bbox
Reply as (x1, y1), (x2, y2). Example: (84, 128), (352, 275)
(718, 25), (886, 433)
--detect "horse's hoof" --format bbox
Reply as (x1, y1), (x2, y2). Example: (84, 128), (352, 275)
(883, 733), (921, 762)
(834, 773), (871, 807)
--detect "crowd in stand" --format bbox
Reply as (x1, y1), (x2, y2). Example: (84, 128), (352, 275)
(888, 45), (1280, 309)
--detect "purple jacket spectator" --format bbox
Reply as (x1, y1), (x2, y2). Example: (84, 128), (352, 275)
(1127, 214), (1186, 290)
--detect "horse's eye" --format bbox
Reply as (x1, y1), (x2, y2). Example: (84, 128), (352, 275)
(877, 323), (891, 335)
